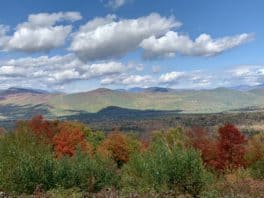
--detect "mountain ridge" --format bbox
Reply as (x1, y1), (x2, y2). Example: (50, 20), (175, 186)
(1, 86), (264, 120)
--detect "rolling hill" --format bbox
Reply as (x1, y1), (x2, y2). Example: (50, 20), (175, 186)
(1, 86), (264, 120)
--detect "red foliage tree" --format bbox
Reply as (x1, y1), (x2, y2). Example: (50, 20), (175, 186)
(28, 115), (59, 142)
(215, 124), (247, 171)
(53, 122), (93, 157)
(187, 127), (218, 168)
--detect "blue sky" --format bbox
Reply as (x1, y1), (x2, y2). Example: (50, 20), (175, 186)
(0, 0), (263, 92)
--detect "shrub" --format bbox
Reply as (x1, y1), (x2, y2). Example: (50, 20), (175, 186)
(0, 126), (56, 194)
(121, 137), (212, 196)
(55, 151), (119, 192)
(0, 125), (119, 194)
(45, 187), (83, 198)
(216, 176), (264, 197)
(250, 159), (264, 180)
(245, 133), (264, 165)
(152, 127), (188, 149)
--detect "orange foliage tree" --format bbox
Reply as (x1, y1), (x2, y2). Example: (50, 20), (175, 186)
(97, 132), (139, 167)
(53, 122), (93, 157)
(26, 116), (94, 157)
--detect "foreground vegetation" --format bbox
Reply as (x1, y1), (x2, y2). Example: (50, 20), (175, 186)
(0, 115), (264, 197)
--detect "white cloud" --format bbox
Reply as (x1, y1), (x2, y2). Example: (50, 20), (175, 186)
(0, 54), (127, 89)
(0, 25), (9, 50)
(88, 61), (125, 76)
(158, 70), (212, 88)
(230, 65), (264, 85)
(79, 14), (116, 32)
(1, 12), (82, 52)
(127, 62), (144, 71)
(27, 12), (82, 27)
(159, 71), (185, 83)
(100, 69), (213, 88)
(70, 13), (180, 61)
(122, 75), (153, 85)
(101, 74), (154, 86)
(2, 54), (257, 91)
(140, 31), (253, 59)
(107, 0), (129, 9)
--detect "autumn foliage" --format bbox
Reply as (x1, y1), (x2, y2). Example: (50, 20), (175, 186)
(97, 132), (132, 167)
(25, 115), (95, 157)
(189, 124), (247, 171)
(188, 127), (218, 168)
(22, 116), (252, 171)
(216, 124), (247, 170)
(245, 133), (264, 165)
(27, 115), (59, 142)
(53, 122), (93, 157)
(0, 115), (264, 196)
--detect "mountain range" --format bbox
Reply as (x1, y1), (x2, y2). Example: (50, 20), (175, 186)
(1, 86), (264, 121)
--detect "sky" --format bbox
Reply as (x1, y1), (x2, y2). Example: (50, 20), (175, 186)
(0, 0), (263, 93)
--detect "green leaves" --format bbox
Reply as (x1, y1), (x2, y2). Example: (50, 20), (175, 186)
(122, 139), (212, 196)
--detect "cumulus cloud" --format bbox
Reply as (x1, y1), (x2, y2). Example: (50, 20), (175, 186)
(0, 54), (127, 89)
(159, 71), (185, 83)
(1, 12), (82, 52)
(70, 13), (180, 61)
(158, 70), (212, 88)
(100, 69), (212, 88)
(140, 31), (253, 59)
(101, 74), (154, 86)
(26, 12), (82, 26)
(230, 65), (264, 85)
(89, 61), (125, 76)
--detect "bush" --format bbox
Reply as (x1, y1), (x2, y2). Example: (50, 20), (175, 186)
(245, 133), (264, 165)
(0, 126), (119, 194)
(0, 125), (56, 194)
(55, 151), (119, 192)
(121, 138), (212, 196)
(250, 159), (264, 180)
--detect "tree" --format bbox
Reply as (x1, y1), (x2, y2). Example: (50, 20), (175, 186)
(27, 115), (59, 142)
(152, 127), (188, 150)
(216, 124), (247, 171)
(97, 132), (136, 167)
(245, 133), (264, 165)
(187, 127), (218, 169)
(0, 127), (5, 138)
(53, 122), (93, 157)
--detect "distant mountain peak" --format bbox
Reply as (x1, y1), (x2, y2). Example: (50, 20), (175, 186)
(128, 87), (172, 93)
(93, 88), (113, 92)
(0, 87), (49, 96)
(145, 87), (171, 93)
